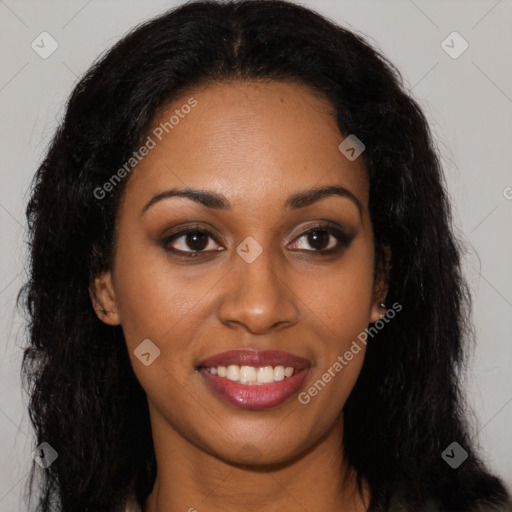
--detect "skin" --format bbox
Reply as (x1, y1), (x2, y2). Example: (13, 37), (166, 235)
(90, 80), (389, 512)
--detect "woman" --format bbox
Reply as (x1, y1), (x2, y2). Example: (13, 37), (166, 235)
(19, 1), (511, 511)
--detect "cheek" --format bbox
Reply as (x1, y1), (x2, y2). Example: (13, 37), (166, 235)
(111, 233), (206, 341)
(293, 240), (375, 407)
(111, 238), (225, 397)
(296, 239), (375, 335)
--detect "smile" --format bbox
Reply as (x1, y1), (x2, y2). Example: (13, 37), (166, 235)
(197, 350), (311, 410)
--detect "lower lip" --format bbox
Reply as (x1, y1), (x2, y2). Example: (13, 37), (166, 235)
(199, 368), (310, 410)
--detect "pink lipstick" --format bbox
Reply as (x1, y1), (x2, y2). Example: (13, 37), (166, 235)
(197, 349), (311, 410)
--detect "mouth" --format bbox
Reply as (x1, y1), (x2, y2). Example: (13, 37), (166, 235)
(196, 349), (311, 410)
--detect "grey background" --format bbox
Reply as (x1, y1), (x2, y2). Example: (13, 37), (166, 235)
(1, 0), (511, 509)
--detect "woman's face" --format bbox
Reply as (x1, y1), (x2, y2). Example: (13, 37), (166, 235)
(92, 80), (387, 466)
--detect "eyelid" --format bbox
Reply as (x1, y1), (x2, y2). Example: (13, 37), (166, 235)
(287, 220), (351, 241)
(160, 222), (226, 243)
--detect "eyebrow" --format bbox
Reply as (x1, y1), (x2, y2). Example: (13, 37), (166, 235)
(141, 184), (363, 219)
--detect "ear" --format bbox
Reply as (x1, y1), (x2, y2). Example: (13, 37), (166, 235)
(89, 271), (121, 326)
(369, 245), (391, 323)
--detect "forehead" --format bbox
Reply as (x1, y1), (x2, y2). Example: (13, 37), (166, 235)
(121, 80), (369, 215)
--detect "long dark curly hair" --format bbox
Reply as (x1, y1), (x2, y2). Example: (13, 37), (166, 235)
(18, 1), (511, 511)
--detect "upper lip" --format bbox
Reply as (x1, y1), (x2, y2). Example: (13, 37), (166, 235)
(197, 350), (311, 370)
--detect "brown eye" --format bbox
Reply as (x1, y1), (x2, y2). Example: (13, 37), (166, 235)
(305, 230), (331, 251)
(289, 225), (354, 253)
(161, 228), (222, 256)
(182, 232), (210, 251)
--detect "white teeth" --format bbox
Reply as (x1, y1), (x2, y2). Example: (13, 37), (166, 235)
(257, 366), (275, 383)
(274, 365), (285, 381)
(240, 366), (257, 384)
(206, 364), (297, 384)
(226, 365), (240, 381)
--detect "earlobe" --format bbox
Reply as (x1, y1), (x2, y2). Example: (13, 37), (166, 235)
(370, 301), (387, 323)
(89, 271), (121, 326)
(370, 245), (391, 323)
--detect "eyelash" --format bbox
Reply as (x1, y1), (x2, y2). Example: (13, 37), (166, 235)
(160, 224), (354, 259)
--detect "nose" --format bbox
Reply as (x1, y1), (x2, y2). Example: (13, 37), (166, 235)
(217, 247), (300, 334)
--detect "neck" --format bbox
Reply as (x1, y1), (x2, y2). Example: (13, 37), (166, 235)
(142, 411), (370, 512)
